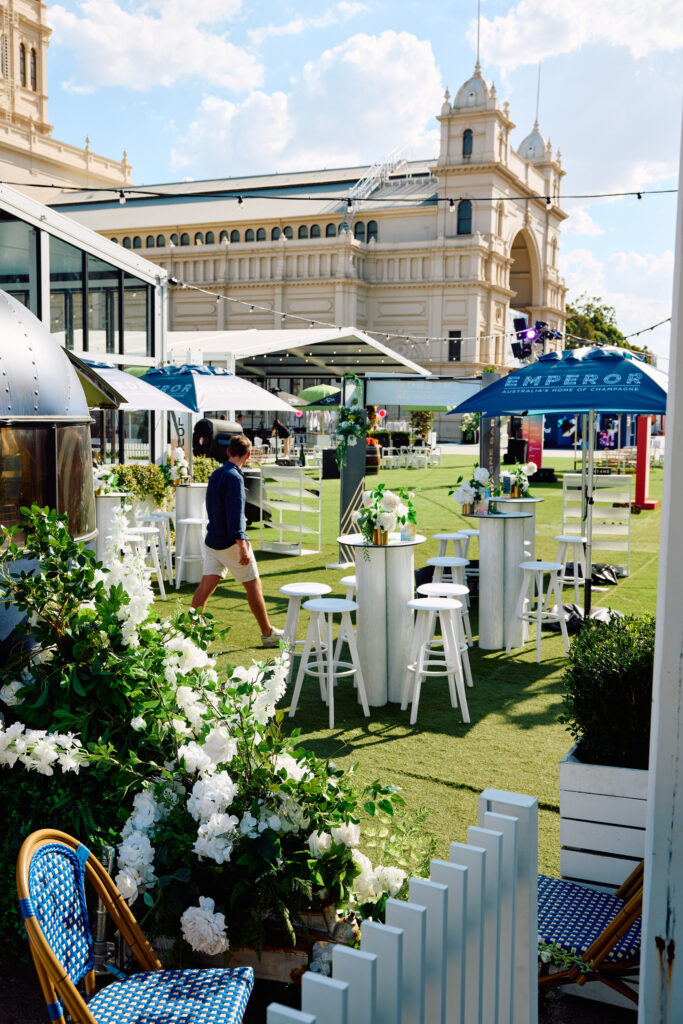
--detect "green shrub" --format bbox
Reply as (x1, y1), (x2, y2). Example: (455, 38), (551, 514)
(391, 430), (410, 447)
(192, 455), (221, 483)
(373, 430), (391, 448)
(559, 614), (655, 769)
(115, 462), (170, 504)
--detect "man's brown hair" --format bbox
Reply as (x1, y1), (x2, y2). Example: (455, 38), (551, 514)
(229, 434), (252, 458)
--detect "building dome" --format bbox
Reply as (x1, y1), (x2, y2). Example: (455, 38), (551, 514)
(518, 121), (547, 162)
(452, 64), (490, 109)
(0, 290), (90, 418)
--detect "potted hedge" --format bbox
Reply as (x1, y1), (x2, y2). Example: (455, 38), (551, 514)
(558, 614), (654, 890)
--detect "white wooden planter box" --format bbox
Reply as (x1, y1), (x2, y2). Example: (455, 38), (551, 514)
(559, 743), (648, 891)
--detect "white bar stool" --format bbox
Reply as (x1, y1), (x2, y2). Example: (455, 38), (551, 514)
(279, 582), (332, 682)
(138, 512), (174, 585)
(175, 517), (208, 589)
(289, 598), (369, 729)
(325, 561), (355, 572)
(506, 560), (570, 662)
(417, 581), (473, 685)
(401, 597), (470, 726)
(335, 575), (358, 665)
(456, 528), (479, 559)
(123, 527), (166, 600)
(433, 532), (468, 558)
(553, 534), (588, 605)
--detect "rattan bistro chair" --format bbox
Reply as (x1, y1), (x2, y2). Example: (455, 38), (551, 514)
(538, 860), (643, 1003)
(16, 829), (254, 1024)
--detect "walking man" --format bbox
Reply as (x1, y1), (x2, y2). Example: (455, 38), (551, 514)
(191, 434), (284, 647)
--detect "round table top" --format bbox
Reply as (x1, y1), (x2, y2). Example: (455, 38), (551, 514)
(338, 532), (427, 548)
(280, 582), (332, 597)
(303, 597), (358, 613)
(463, 511), (532, 521)
(495, 496), (545, 504)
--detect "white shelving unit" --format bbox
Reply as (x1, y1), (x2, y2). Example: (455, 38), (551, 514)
(562, 473), (632, 575)
(259, 464), (322, 556)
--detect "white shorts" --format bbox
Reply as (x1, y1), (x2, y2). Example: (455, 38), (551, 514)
(202, 542), (259, 583)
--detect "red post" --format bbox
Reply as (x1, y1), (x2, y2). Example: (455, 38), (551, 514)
(635, 414), (659, 509)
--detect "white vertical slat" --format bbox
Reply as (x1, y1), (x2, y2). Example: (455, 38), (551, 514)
(386, 898), (427, 1024)
(482, 811), (519, 1024)
(410, 878), (448, 1024)
(332, 945), (377, 1024)
(302, 973), (348, 1024)
(449, 842), (486, 1024)
(468, 826), (503, 1024)
(268, 1007), (317, 1024)
(430, 859), (467, 1024)
(361, 920), (403, 1024)
(478, 789), (538, 1024)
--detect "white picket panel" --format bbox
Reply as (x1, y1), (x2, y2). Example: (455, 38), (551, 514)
(268, 1007), (316, 1024)
(332, 945), (377, 1024)
(360, 920), (403, 1024)
(468, 826), (504, 1024)
(302, 972), (348, 1024)
(385, 899), (427, 1024)
(449, 842), (486, 1024)
(430, 859), (467, 1024)
(478, 790), (538, 1024)
(409, 878), (448, 1024)
(481, 811), (520, 1024)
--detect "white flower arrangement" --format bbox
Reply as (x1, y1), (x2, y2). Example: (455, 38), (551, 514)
(352, 484), (417, 547)
(450, 463), (490, 509)
(169, 446), (190, 483)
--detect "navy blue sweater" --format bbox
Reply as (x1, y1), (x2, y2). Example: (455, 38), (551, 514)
(204, 461), (248, 550)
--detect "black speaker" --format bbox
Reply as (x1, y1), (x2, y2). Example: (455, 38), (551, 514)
(506, 437), (528, 463)
(322, 448), (340, 480)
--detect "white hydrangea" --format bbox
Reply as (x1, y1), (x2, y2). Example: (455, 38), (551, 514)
(473, 466), (490, 485)
(115, 869), (139, 902)
(239, 811), (259, 838)
(118, 830), (156, 890)
(275, 752), (311, 782)
(331, 822), (361, 848)
(377, 512), (397, 533)
(276, 793), (310, 833)
(181, 897), (229, 955)
(178, 740), (214, 775)
(308, 831), (332, 858)
(187, 773), (238, 822)
(175, 686), (207, 732)
(375, 864), (407, 897)
(202, 727), (238, 766)
(193, 813), (238, 864)
(130, 716), (145, 732)
(454, 482), (476, 506)
(0, 681), (25, 707)
(165, 636), (213, 675)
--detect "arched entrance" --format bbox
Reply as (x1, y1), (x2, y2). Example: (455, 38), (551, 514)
(509, 231), (539, 311)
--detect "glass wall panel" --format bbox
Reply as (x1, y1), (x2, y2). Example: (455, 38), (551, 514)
(50, 236), (84, 351)
(123, 409), (151, 461)
(0, 210), (39, 314)
(0, 425), (53, 535)
(123, 273), (153, 358)
(57, 424), (95, 538)
(87, 253), (120, 356)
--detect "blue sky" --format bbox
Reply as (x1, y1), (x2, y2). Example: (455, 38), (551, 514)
(45, 0), (682, 361)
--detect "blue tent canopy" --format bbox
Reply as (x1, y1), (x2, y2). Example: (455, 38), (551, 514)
(141, 364), (297, 414)
(448, 347), (667, 417)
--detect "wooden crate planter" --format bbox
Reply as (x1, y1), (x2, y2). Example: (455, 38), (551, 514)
(559, 743), (648, 891)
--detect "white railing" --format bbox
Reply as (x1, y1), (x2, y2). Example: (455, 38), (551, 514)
(267, 789), (538, 1024)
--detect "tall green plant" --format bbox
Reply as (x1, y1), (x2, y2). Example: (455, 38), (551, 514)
(559, 615), (655, 769)
(116, 463), (170, 504)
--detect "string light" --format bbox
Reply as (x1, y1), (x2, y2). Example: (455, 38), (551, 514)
(118, 190), (126, 205)
(449, 199), (456, 213)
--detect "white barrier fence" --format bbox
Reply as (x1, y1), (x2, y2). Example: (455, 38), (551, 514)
(267, 789), (539, 1024)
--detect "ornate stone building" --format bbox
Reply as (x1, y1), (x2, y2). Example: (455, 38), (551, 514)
(55, 62), (568, 434)
(0, 0), (131, 197)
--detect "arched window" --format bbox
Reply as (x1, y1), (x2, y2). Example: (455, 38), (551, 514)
(205, 231), (215, 244)
(133, 236), (142, 249)
(353, 221), (365, 241)
(230, 229), (240, 243)
(111, 237), (118, 244)
(457, 199), (472, 235)
(325, 223), (337, 238)
(298, 225), (309, 239)
(256, 227), (266, 241)
(19, 44), (26, 87)
(170, 233), (179, 245)
(283, 226), (293, 239)
(245, 228), (254, 242)
(194, 232), (204, 245)
(219, 230), (229, 243)
(122, 237), (131, 249)
(180, 233), (190, 246)
(462, 129), (473, 158)
(271, 227), (281, 241)
(310, 224), (321, 239)
(156, 234), (166, 247)
(145, 235), (155, 248)
(367, 220), (378, 242)
(30, 48), (37, 91)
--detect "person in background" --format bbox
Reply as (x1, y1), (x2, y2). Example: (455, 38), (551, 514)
(271, 417), (291, 457)
(191, 434), (283, 647)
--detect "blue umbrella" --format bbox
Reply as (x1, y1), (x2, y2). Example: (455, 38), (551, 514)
(141, 364), (297, 415)
(448, 347), (668, 613)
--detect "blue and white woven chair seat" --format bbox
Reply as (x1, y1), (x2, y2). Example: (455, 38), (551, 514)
(538, 874), (641, 963)
(88, 967), (254, 1024)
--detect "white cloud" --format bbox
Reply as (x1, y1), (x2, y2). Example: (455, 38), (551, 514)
(475, 0), (683, 69)
(248, 2), (368, 46)
(563, 207), (605, 237)
(171, 30), (442, 173)
(562, 247), (674, 357)
(48, 0), (263, 91)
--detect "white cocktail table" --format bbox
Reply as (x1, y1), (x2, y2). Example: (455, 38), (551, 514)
(338, 532), (426, 705)
(464, 512), (531, 651)
(493, 496), (544, 557)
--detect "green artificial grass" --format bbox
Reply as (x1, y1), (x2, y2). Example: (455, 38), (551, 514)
(157, 455), (662, 877)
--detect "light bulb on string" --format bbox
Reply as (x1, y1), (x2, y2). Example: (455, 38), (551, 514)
(119, 190), (126, 205)
(637, 192), (643, 201)
(237, 195), (244, 206)
(449, 198), (455, 213)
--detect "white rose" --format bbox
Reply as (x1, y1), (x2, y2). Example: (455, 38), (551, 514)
(351, 509), (361, 523)
(473, 466), (490, 485)
(130, 716), (145, 732)
(378, 512), (397, 533)
(375, 864), (407, 897)
(115, 870), (139, 902)
(525, 462), (537, 475)
(351, 850), (382, 904)
(308, 831), (333, 858)
(180, 897), (229, 956)
(203, 727), (237, 766)
(348, 436), (357, 446)
(381, 491), (400, 512)
(331, 822), (361, 848)
(0, 681), (24, 707)
(362, 490), (373, 507)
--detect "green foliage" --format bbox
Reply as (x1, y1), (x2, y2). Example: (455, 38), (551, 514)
(559, 614), (656, 769)
(333, 374), (369, 468)
(409, 411), (433, 440)
(566, 294), (652, 360)
(115, 462), (170, 504)
(391, 430), (410, 448)
(373, 430), (391, 448)
(192, 456), (221, 484)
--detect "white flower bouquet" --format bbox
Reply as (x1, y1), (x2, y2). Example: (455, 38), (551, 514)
(351, 484), (416, 546)
(450, 463), (490, 510)
(169, 445), (190, 484)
